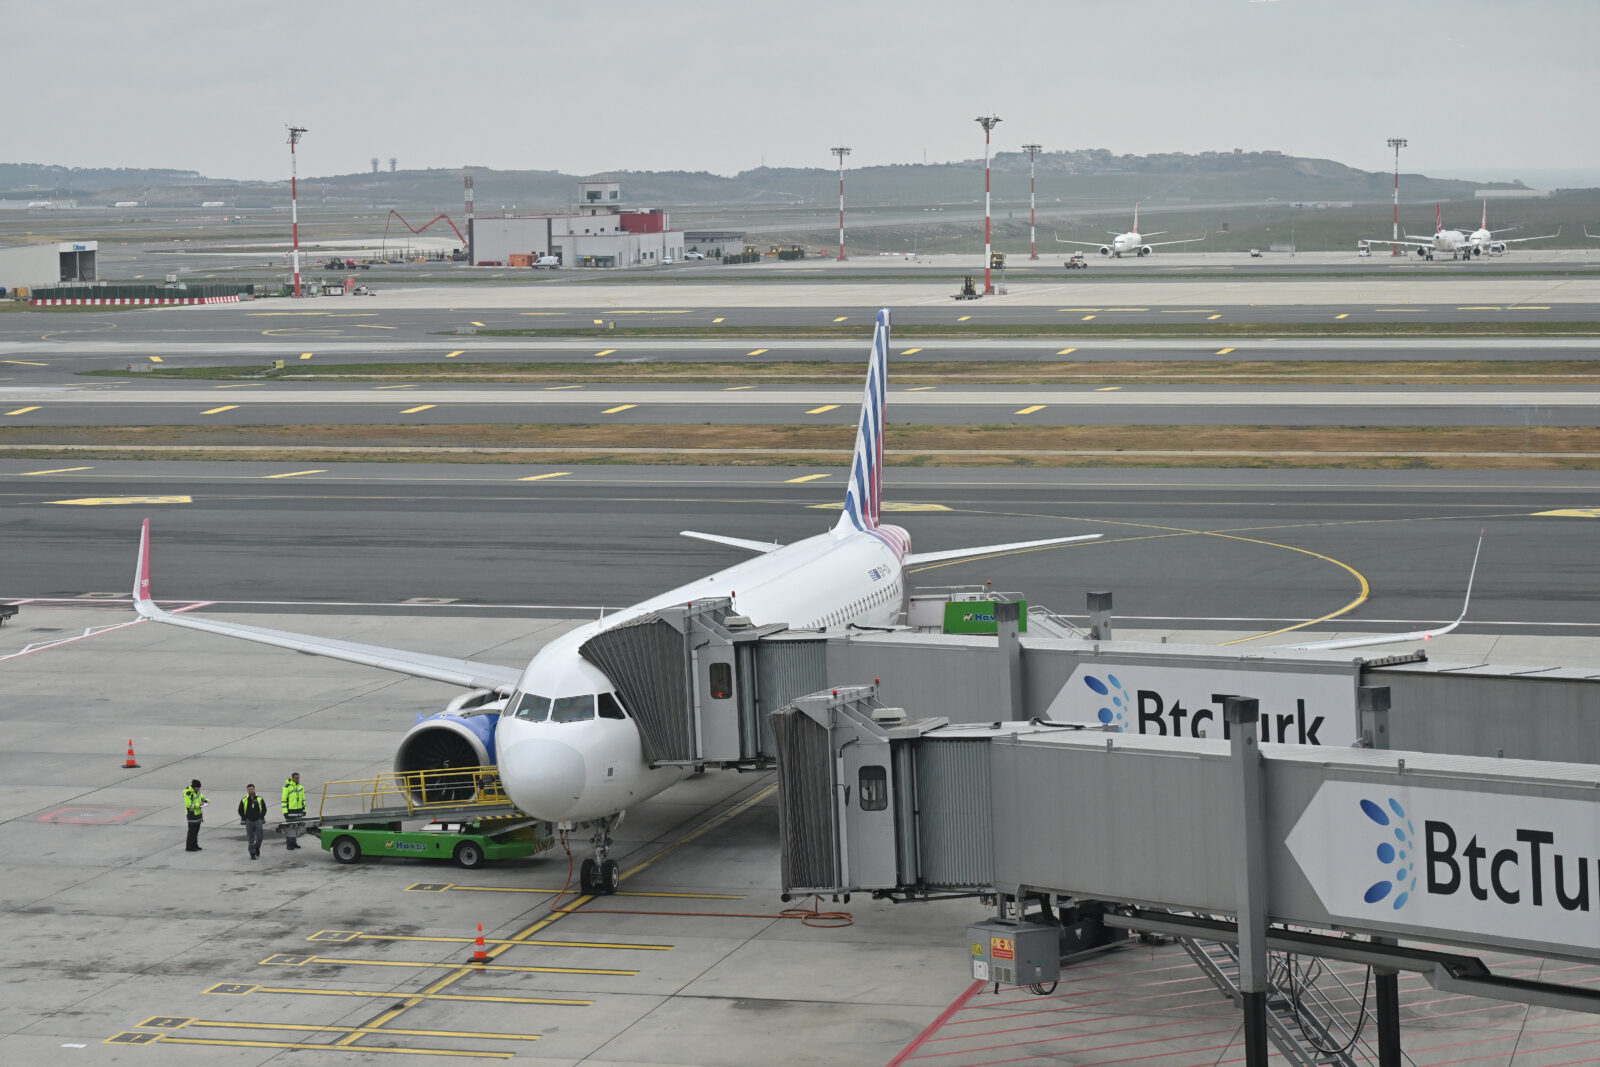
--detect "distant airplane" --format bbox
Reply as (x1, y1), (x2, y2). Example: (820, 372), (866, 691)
(129, 310), (1101, 894)
(1055, 204), (1207, 258)
(1465, 201), (1559, 256)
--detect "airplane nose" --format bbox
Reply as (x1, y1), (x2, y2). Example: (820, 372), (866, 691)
(499, 736), (587, 821)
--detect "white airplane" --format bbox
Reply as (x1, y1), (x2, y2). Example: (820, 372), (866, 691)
(1055, 204), (1206, 258)
(1465, 201), (1559, 257)
(130, 309), (1101, 894)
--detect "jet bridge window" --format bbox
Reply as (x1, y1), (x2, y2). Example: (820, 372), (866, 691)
(550, 694), (596, 723)
(510, 692), (551, 721)
(709, 662), (733, 700)
(858, 765), (888, 811)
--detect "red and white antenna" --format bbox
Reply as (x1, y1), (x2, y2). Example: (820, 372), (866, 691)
(1021, 143), (1041, 259)
(975, 115), (1002, 293)
(1387, 137), (1407, 256)
(830, 146), (851, 261)
(286, 126), (307, 297)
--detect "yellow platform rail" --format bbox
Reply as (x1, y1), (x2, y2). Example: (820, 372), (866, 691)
(318, 765), (514, 822)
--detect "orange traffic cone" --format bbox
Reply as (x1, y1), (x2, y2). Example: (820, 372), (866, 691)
(471, 923), (489, 964)
(122, 739), (140, 769)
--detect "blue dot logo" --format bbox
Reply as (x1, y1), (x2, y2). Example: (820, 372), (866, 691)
(1358, 796), (1417, 910)
(1084, 673), (1130, 730)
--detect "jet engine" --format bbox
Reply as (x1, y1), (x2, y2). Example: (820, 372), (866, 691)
(1099, 245), (1113, 256)
(1138, 245), (1153, 257)
(393, 689), (506, 802)
(1470, 245), (1482, 256)
(1489, 242), (1507, 255)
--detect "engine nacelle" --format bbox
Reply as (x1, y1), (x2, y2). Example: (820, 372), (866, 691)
(1489, 242), (1506, 255)
(1138, 245), (1153, 257)
(1470, 245), (1482, 257)
(1099, 245), (1113, 256)
(1416, 246), (1430, 257)
(394, 690), (506, 802)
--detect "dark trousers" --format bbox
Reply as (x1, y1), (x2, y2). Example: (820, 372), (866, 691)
(186, 815), (201, 850)
(244, 819), (264, 856)
(284, 810), (305, 848)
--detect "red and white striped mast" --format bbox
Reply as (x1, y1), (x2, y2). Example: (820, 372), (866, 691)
(1387, 137), (1406, 257)
(287, 126), (307, 296)
(1021, 143), (1041, 259)
(976, 115), (1001, 292)
(831, 146), (851, 261)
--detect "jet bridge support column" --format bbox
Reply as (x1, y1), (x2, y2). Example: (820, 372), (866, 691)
(1360, 685), (1402, 1067)
(996, 601), (1024, 721)
(1225, 695), (1270, 1067)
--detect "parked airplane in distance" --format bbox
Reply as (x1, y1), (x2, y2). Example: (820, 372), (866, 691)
(1466, 201), (1559, 256)
(1055, 204), (1206, 258)
(130, 309), (1101, 894)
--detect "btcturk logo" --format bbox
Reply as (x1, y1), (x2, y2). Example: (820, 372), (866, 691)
(1083, 673), (1130, 729)
(1359, 797), (1418, 910)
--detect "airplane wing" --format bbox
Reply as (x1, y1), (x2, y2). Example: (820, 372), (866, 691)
(1142, 234), (1207, 248)
(1287, 532), (1483, 652)
(1055, 234), (1108, 248)
(1493, 228), (1560, 245)
(905, 533), (1100, 567)
(131, 520), (523, 692)
(680, 530), (781, 554)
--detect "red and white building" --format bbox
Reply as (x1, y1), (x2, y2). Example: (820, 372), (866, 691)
(468, 182), (684, 268)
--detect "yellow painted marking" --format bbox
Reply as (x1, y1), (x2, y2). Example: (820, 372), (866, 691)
(300, 352), (314, 359)
(152, 1036), (509, 1057)
(444, 885), (744, 900)
(3, 360), (48, 367)
(445, 350), (465, 359)
(401, 404), (436, 414)
(1534, 508), (1600, 518)
(832, 316), (847, 322)
(724, 385), (754, 391)
(901, 347), (923, 355)
(1458, 306), (1502, 310)
(237, 984), (590, 1005)
(1207, 314), (1222, 320)
(808, 502), (950, 512)
(518, 472), (571, 482)
(302, 955), (636, 975)
(786, 473), (829, 483)
(594, 349), (616, 357)
(712, 317), (725, 323)
(350, 933), (671, 951)
(185, 1019), (540, 1040)
(602, 404), (636, 414)
(747, 348), (768, 355)
(6, 407), (42, 416)
(593, 318), (604, 325)
(147, 355), (164, 363)
(1058, 307), (1102, 312)
(201, 405), (239, 414)
(1096, 386), (1121, 392)
(957, 315), (972, 321)
(1335, 313), (1349, 319)
(1506, 305), (1550, 310)
(908, 386), (935, 391)
(544, 384), (581, 390)
(1081, 314), (1096, 321)
(374, 384), (417, 390)
(264, 470), (326, 479)
(470, 321), (485, 327)
(50, 496), (192, 506)
(806, 404), (840, 414)
(1218, 536), (1369, 645)
(1015, 405), (1046, 415)
(20, 466), (91, 475)
(353, 324), (397, 330)
(1105, 307), (1149, 312)
(215, 383), (265, 389)
(1216, 347), (1235, 355)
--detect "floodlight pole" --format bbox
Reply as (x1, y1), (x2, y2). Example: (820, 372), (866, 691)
(1022, 143), (1041, 259)
(831, 146), (851, 261)
(1387, 137), (1407, 257)
(287, 126), (308, 296)
(976, 115), (1002, 292)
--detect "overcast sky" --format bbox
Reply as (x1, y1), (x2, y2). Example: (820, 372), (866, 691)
(5, 0), (1596, 185)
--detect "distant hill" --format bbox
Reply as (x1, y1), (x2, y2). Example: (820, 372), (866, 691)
(0, 150), (1537, 211)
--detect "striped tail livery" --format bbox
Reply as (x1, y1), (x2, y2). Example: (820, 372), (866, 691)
(838, 308), (890, 535)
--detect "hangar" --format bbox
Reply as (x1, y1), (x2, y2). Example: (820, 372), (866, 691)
(0, 239), (97, 295)
(468, 181), (684, 268)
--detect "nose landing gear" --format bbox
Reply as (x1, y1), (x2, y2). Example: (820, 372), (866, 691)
(577, 815), (623, 895)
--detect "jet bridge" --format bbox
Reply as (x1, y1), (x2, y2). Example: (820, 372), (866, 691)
(772, 684), (1600, 1066)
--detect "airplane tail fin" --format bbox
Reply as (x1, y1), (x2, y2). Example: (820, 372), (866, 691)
(836, 309), (889, 533)
(1133, 203), (1139, 234)
(1482, 200), (1487, 231)
(1437, 203), (1443, 233)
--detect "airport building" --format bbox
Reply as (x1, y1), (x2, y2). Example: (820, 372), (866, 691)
(0, 239), (97, 295)
(468, 181), (684, 268)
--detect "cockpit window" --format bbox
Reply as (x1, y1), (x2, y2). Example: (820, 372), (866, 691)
(510, 692), (552, 721)
(598, 692), (627, 720)
(550, 694), (596, 723)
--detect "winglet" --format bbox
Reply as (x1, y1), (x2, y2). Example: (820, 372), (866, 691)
(133, 518), (160, 619)
(1289, 531), (1483, 652)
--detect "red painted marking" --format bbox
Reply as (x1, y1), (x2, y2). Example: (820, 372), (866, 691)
(886, 980), (984, 1067)
(39, 808), (140, 824)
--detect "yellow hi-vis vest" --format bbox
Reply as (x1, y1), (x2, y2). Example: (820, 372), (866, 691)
(183, 787), (206, 817)
(282, 778), (307, 813)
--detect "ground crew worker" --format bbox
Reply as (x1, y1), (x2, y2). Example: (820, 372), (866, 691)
(239, 784), (268, 859)
(183, 779), (207, 851)
(281, 771), (307, 850)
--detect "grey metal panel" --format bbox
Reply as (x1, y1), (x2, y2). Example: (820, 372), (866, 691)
(580, 615), (693, 764)
(1372, 670), (1600, 764)
(828, 635), (1009, 726)
(771, 706), (837, 894)
(915, 738), (994, 888)
(753, 640), (829, 757)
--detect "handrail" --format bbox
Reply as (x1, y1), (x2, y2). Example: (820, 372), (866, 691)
(318, 765), (512, 820)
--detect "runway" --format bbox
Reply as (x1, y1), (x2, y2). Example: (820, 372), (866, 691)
(4, 462), (1595, 637)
